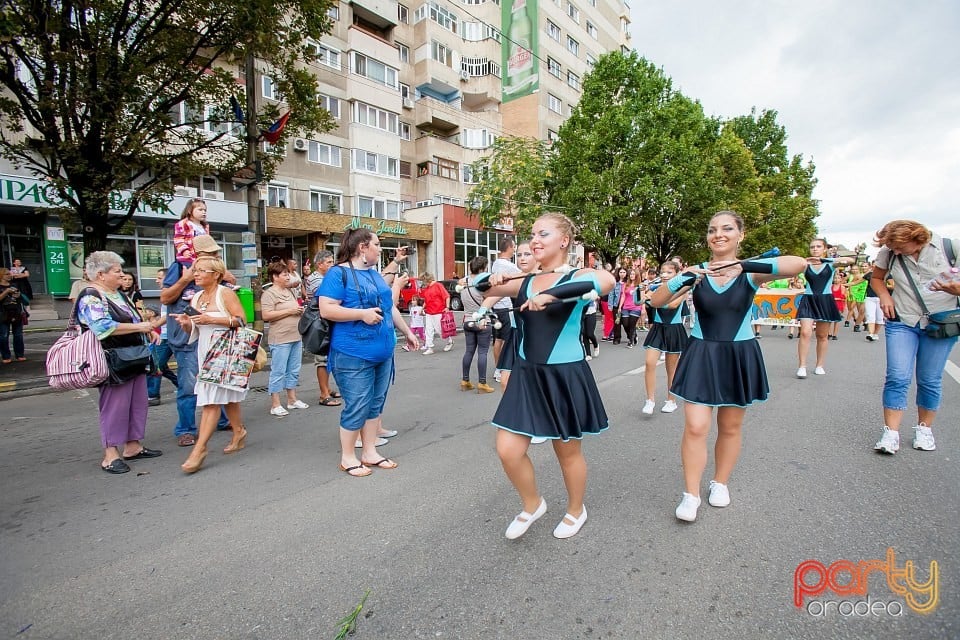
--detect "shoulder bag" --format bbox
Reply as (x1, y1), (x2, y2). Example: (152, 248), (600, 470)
(896, 242), (960, 339)
(102, 291), (156, 384)
(299, 268), (347, 355)
(46, 287), (111, 390)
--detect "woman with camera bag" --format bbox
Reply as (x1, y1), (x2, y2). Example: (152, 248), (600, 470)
(459, 256), (495, 393)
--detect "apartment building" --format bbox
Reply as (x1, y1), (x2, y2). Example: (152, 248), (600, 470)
(263, 0), (630, 277)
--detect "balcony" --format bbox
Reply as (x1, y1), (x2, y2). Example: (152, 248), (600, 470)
(413, 95), (462, 133)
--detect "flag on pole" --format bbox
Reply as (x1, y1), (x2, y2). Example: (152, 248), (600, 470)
(229, 96), (245, 124)
(260, 111), (291, 143)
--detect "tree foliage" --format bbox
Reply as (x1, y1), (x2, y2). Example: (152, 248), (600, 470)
(466, 135), (551, 239)
(0, 0), (335, 251)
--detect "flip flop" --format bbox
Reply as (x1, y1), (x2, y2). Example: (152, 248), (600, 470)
(339, 463), (372, 477)
(361, 458), (398, 469)
(329, 391), (342, 398)
(319, 397), (342, 407)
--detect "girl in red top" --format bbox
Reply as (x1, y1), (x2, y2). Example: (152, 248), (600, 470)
(421, 272), (453, 354)
(830, 271), (846, 340)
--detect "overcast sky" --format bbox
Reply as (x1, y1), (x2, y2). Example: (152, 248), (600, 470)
(630, 0), (960, 256)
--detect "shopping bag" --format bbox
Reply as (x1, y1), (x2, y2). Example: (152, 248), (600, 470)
(440, 310), (457, 339)
(197, 326), (264, 391)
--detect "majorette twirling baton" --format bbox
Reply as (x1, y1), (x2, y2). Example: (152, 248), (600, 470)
(470, 281), (600, 321)
(664, 247), (782, 294)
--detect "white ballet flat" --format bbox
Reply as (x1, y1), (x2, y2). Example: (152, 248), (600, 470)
(504, 498), (547, 539)
(552, 506), (588, 539)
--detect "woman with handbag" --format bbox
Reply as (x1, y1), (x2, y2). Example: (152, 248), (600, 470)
(175, 256), (250, 473)
(77, 252), (164, 474)
(261, 260), (308, 416)
(317, 228), (420, 477)
(420, 272), (453, 355)
(0, 268), (26, 363)
(870, 220), (960, 454)
(459, 256), (494, 394)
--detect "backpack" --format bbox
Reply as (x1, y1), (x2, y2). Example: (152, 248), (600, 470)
(298, 268), (347, 355)
(45, 288), (110, 390)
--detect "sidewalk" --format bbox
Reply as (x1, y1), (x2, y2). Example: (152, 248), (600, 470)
(0, 313), (464, 398)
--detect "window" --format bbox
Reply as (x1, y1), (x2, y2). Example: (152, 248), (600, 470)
(546, 20), (560, 41)
(310, 189), (342, 213)
(312, 43), (341, 69)
(566, 2), (579, 23)
(462, 21), (501, 42)
(567, 70), (580, 90)
(398, 4), (409, 23)
(463, 163), (488, 183)
(400, 122), (411, 140)
(586, 21), (597, 38)
(352, 53), (398, 89)
(588, 0), (595, 6)
(268, 184), (288, 208)
(397, 42), (410, 63)
(431, 41), (453, 67)
(318, 94), (341, 119)
(453, 228), (513, 278)
(461, 56), (501, 78)
(308, 141), (342, 166)
(586, 52), (597, 67)
(434, 156), (458, 180)
(547, 57), (561, 78)
(399, 83), (411, 100)
(354, 102), (399, 134)
(263, 140), (285, 155)
(435, 194), (462, 205)
(461, 128), (494, 149)
(548, 93), (562, 114)
(400, 160), (412, 177)
(262, 76), (276, 100)
(352, 149), (400, 177)
(328, 4), (339, 20)
(358, 196), (401, 220)
(428, 1), (459, 33)
(567, 35), (579, 56)
(547, 129), (559, 143)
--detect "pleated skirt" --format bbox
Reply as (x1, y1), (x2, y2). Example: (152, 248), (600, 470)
(671, 337), (769, 407)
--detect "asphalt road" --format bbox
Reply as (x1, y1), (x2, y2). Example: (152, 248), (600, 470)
(1, 328), (958, 639)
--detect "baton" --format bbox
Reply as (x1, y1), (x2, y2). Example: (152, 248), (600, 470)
(462, 263), (574, 293)
(507, 290), (600, 312)
(707, 247), (780, 272)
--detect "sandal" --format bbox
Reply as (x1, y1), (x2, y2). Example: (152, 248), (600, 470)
(177, 434), (196, 447)
(319, 396), (342, 406)
(360, 458), (398, 469)
(329, 391), (342, 398)
(339, 463), (372, 477)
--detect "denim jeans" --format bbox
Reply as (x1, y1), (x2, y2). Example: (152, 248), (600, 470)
(147, 340), (178, 398)
(268, 340), (303, 393)
(0, 320), (24, 360)
(329, 350), (393, 431)
(461, 327), (491, 382)
(883, 320), (958, 411)
(172, 346), (230, 436)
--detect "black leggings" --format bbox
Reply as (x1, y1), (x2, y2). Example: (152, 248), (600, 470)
(462, 327), (492, 383)
(581, 312), (598, 355)
(622, 314), (639, 345)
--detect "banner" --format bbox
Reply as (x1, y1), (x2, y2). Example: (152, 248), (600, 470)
(752, 289), (804, 326)
(44, 226), (71, 296)
(501, 0), (539, 102)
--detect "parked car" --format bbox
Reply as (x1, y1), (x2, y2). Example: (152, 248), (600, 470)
(396, 277), (424, 313)
(442, 279), (463, 311)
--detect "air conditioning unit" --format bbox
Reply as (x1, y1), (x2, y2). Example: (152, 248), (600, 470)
(293, 137), (308, 152)
(202, 190), (224, 201)
(459, 70), (470, 81)
(174, 186), (198, 198)
(402, 98), (414, 110)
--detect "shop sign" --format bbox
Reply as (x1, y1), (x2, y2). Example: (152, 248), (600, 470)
(342, 216), (408, 236)
(0, 173), (246, 225)
(44, 225), (72, 296)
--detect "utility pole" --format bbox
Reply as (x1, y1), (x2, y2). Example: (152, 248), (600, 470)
(244, 52), (265, 332)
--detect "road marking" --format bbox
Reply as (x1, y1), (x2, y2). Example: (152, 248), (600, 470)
(598, 360), (665, 388)
(945, 360), (960, 386)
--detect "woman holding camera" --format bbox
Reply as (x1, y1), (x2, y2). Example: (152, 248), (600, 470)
(459, 256), (495, 393)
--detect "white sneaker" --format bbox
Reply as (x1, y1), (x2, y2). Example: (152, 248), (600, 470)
(553, 506), (588, 539)
(708, 480), (730, 507)
(866, 334), (879, 342)
(593, 346), (599, 357)
(585, 355), (593, 361)
(505, 498), (547, 539)
(661, 400), (678, 413)
(814, 367), (826, 375)
(287, 400), (309, 409)
(493, 369), (502, 382)
(913, 423), (936, 451)
(355, 437), (389, 448)
(422, 348), (435, 355)
(270, 406), (289, 417)
(873, 427), (900, 454)
(442, 342), (454, 352)
(642, 399), (655, 415)
(530, 436), (548, 444)
(796, 367), (807, 379)
(675, 493), (701, 522)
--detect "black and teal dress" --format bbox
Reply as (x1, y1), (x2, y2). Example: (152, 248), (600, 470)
(795, 263), (842, 322)
(492, 270), (609, 441)
(670, 269), (769, 407)
(643, 302), (689, 354)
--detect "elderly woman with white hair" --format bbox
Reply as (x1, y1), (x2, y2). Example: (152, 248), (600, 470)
(77, 251), (164, 474)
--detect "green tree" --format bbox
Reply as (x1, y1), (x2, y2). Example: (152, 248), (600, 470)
(0, 0), (335, 252)
(466, 135), (551, 239)
(724, 108), (820, 258)
(549, 51), (750, 266)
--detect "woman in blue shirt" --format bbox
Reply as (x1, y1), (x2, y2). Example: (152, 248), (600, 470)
(318, 229), (420, 477)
